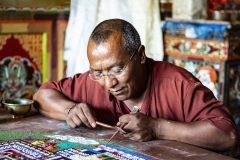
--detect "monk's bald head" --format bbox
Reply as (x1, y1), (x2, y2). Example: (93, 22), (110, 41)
(89, 19), (141, 55)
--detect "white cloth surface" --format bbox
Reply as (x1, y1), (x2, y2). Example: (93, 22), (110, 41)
(172, 0), (207, 20)
(127, 0), (163, 61)
(64, 0), (98, 77)
(64, 0), (163, 77)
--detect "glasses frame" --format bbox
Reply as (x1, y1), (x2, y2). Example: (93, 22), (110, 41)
(88, 46), (140, 81)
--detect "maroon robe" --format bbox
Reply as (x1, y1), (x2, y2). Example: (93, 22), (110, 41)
(39, 58), (238, 141)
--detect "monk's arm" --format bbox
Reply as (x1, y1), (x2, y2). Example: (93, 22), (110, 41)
(154, 118), (238, 152)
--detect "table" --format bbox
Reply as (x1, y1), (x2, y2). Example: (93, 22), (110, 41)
(0, 108), (236, 160)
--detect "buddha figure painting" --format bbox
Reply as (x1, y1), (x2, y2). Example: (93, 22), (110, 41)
(0, 56), (41, 101)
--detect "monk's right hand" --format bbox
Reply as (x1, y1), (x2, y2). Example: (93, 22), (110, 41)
(66, 103), (96, 128)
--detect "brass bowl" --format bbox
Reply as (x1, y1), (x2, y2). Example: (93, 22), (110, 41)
(2, 98), (34, 118)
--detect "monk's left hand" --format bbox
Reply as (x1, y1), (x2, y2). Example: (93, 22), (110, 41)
(117, 112), (158, 141)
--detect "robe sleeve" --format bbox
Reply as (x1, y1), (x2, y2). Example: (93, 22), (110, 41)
(39, 73), (88, 103)
(184, 82), (239, 143)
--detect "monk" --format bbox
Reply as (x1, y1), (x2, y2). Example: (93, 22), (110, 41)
(33, 19), (238, 152)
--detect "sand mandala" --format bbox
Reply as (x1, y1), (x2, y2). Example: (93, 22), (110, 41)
(0, 131), (148, 160)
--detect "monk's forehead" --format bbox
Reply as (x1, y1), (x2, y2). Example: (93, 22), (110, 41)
(88, 32), (125, 58)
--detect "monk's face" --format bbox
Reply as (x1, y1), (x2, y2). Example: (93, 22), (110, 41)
(87, 32), (146, 101)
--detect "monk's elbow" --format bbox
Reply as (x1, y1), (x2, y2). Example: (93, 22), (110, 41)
(226, 138), (238, 151)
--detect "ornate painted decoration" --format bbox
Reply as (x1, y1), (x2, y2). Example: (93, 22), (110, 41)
(163, 19), (240, 60)
(164, 37), (229, 59)
(0, 33), (46, 101)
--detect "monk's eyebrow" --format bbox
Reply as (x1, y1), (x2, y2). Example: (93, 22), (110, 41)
(90, 61), (125, 71)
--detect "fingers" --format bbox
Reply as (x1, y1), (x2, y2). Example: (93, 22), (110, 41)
(79, 104), (96, 128)
(117, 114), (134, 128)
(67, 114), (82, 128)
(118, 112), (142, 125)
(118, 113), (156, 141)
(66, 117), (78, 128)
(118, 113), (139, 130)
(66, 103), (96, 128)
(118, 114), (132, 124)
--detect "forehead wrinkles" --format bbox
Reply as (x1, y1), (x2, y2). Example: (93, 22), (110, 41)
(91, 45), (119, 70)
(89, 33), (125, 70)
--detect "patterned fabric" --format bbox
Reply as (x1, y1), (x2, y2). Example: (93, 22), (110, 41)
(162, 20), (228, 41)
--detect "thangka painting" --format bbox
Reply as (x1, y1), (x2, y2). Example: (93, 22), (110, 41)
(225, 62), (240, 109)
(168, 56), (224, 100)
(0, 33), (47, 101)
(0, 20), (52, 81)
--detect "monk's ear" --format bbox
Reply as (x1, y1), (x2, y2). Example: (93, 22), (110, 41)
(138, 45), (146, 64)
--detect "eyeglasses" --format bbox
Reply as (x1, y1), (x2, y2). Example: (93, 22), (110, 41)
(88, 46), (139, 81)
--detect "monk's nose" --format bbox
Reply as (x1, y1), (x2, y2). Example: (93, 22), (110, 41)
(103, 76), (118, 89)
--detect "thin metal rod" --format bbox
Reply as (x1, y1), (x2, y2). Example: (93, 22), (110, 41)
(106, 130), (120, 144)
(96, 121), (115, 129)
(106, 123), (127, 144)
(106, 106), (139, 144)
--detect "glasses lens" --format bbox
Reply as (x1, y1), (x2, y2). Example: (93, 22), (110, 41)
(88, 67), (124, 81)
(110, 67), (123, 75)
